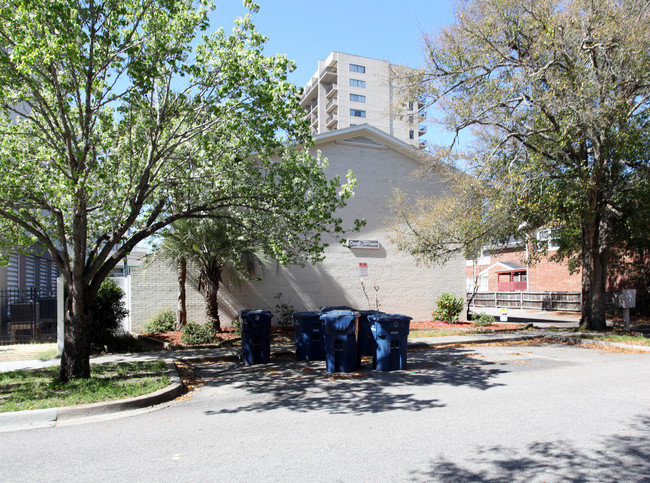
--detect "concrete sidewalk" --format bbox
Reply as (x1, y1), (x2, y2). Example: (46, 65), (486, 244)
(1, 329), (648, 433)
(470, 306), (581, 328)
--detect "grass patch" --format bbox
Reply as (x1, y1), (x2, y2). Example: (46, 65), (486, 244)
(37, 348), (59, 360)
(0, 360), (170, 413)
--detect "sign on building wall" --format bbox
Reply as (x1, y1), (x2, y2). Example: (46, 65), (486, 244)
(348, 239), (380, 249)
(359, 263), (368, 277)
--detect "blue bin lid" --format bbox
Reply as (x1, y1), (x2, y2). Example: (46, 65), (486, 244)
(358, 310), (381, 315)
(320, 305), (356, 313)
(320, 310), (357, 331)
(370, 313), (411, 337)
(239, 309), (273, 325)
(292, 311), (322, 323)
(369, 313), (412, 325)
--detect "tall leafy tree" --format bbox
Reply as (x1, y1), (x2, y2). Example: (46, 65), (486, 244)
(0, 0), (358, 380)
(390, 0), (650, 330)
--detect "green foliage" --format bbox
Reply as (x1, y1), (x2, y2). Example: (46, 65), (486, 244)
(180, 321), (216, 345)
(391, 0), (650, 330)
(471, 312), (495, 327)
(433, 292), (464, 324)
(143, 309), (177, 334)
(0, 1), (360, 380)
(274, 304), (294, 328)
(273, 293), (294, 327)
(90, 280), (129, 352)
(153, 218), (268, 331)
(231, 317), (242, 337)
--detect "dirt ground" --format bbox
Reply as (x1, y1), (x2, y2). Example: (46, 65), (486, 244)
(0, 342), (58, 363)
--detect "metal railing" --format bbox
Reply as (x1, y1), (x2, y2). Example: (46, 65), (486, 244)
(325, 83), (338, 96)
(1, 288), (58, 344)
(320, 66), (337, 80)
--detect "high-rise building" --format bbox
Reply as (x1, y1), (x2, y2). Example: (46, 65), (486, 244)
(300, 52), (426, 146)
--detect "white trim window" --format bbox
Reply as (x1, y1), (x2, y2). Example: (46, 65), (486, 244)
(537, 228), (560, 251)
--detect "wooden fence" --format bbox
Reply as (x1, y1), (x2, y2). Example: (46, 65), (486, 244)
(467, 291), (582, 312)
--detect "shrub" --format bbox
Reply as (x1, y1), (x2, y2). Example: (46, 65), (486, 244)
(181, 321), (216, 345)
(273, 293), (294, 327)
(143, 309), (176, 334)
(275, 303), (294, 328)
(433, 292), (464, 324)
(90, 279), (129, 351)
(231, 316), (242, 336)
(471, 312), (495, 327)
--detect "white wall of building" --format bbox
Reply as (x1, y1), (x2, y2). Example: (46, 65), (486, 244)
(218, 126), (464, 322)
(128, 126), (464, 330)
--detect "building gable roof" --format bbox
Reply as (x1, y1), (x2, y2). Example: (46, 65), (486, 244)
(478, 261), (525, 277)
(312, 124), (432, 166)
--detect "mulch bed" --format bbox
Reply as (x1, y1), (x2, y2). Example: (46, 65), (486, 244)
(146, 326), (295, 347)
(145, 320), (522, 348)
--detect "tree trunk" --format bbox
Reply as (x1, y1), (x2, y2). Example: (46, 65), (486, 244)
(60, 199), (93, 382)
(59, 282), (92, 382)
(580, 220), (609, 331)
(202, 267), (222, 332)
(176, 257), (188, 331)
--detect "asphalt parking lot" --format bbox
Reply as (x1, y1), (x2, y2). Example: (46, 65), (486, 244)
(3, 341), (648, 482)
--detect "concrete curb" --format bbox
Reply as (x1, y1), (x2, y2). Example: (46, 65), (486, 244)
(408, 331), (650, 353)
(133, 333), (243, 352)
(56, 360), (184, 421)
(132, 333), (172, 350)
(543, 334), (650, 352)
(408, 333), (543, 349)
(0, 359), (183, 432)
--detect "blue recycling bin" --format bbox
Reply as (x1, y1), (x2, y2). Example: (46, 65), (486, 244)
(369, 313), (412, 371)
(321, 310), (358, 373)
(293, 311), (325, 361)
(239, 310), (273, 365)
(357, 310), (381, 357)
(320, 305), (356, 313)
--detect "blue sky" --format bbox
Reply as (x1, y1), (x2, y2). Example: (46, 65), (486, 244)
(210, 1), (457, 87)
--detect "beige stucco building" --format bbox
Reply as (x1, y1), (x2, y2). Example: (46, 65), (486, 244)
(129, 125), (465, 330)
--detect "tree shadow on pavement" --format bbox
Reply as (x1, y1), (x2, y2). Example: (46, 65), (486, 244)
(201, 346), (507, 416)
(408, 415), (650, 482)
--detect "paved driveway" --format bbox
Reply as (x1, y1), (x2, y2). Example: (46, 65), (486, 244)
(2, 342), (649, 482)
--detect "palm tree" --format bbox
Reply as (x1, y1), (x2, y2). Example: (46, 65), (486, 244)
(156, 218), (265, 332)
(147, 220), (193, 331)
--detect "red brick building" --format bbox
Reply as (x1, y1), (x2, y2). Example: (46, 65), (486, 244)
(466, 233), (582, 293)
